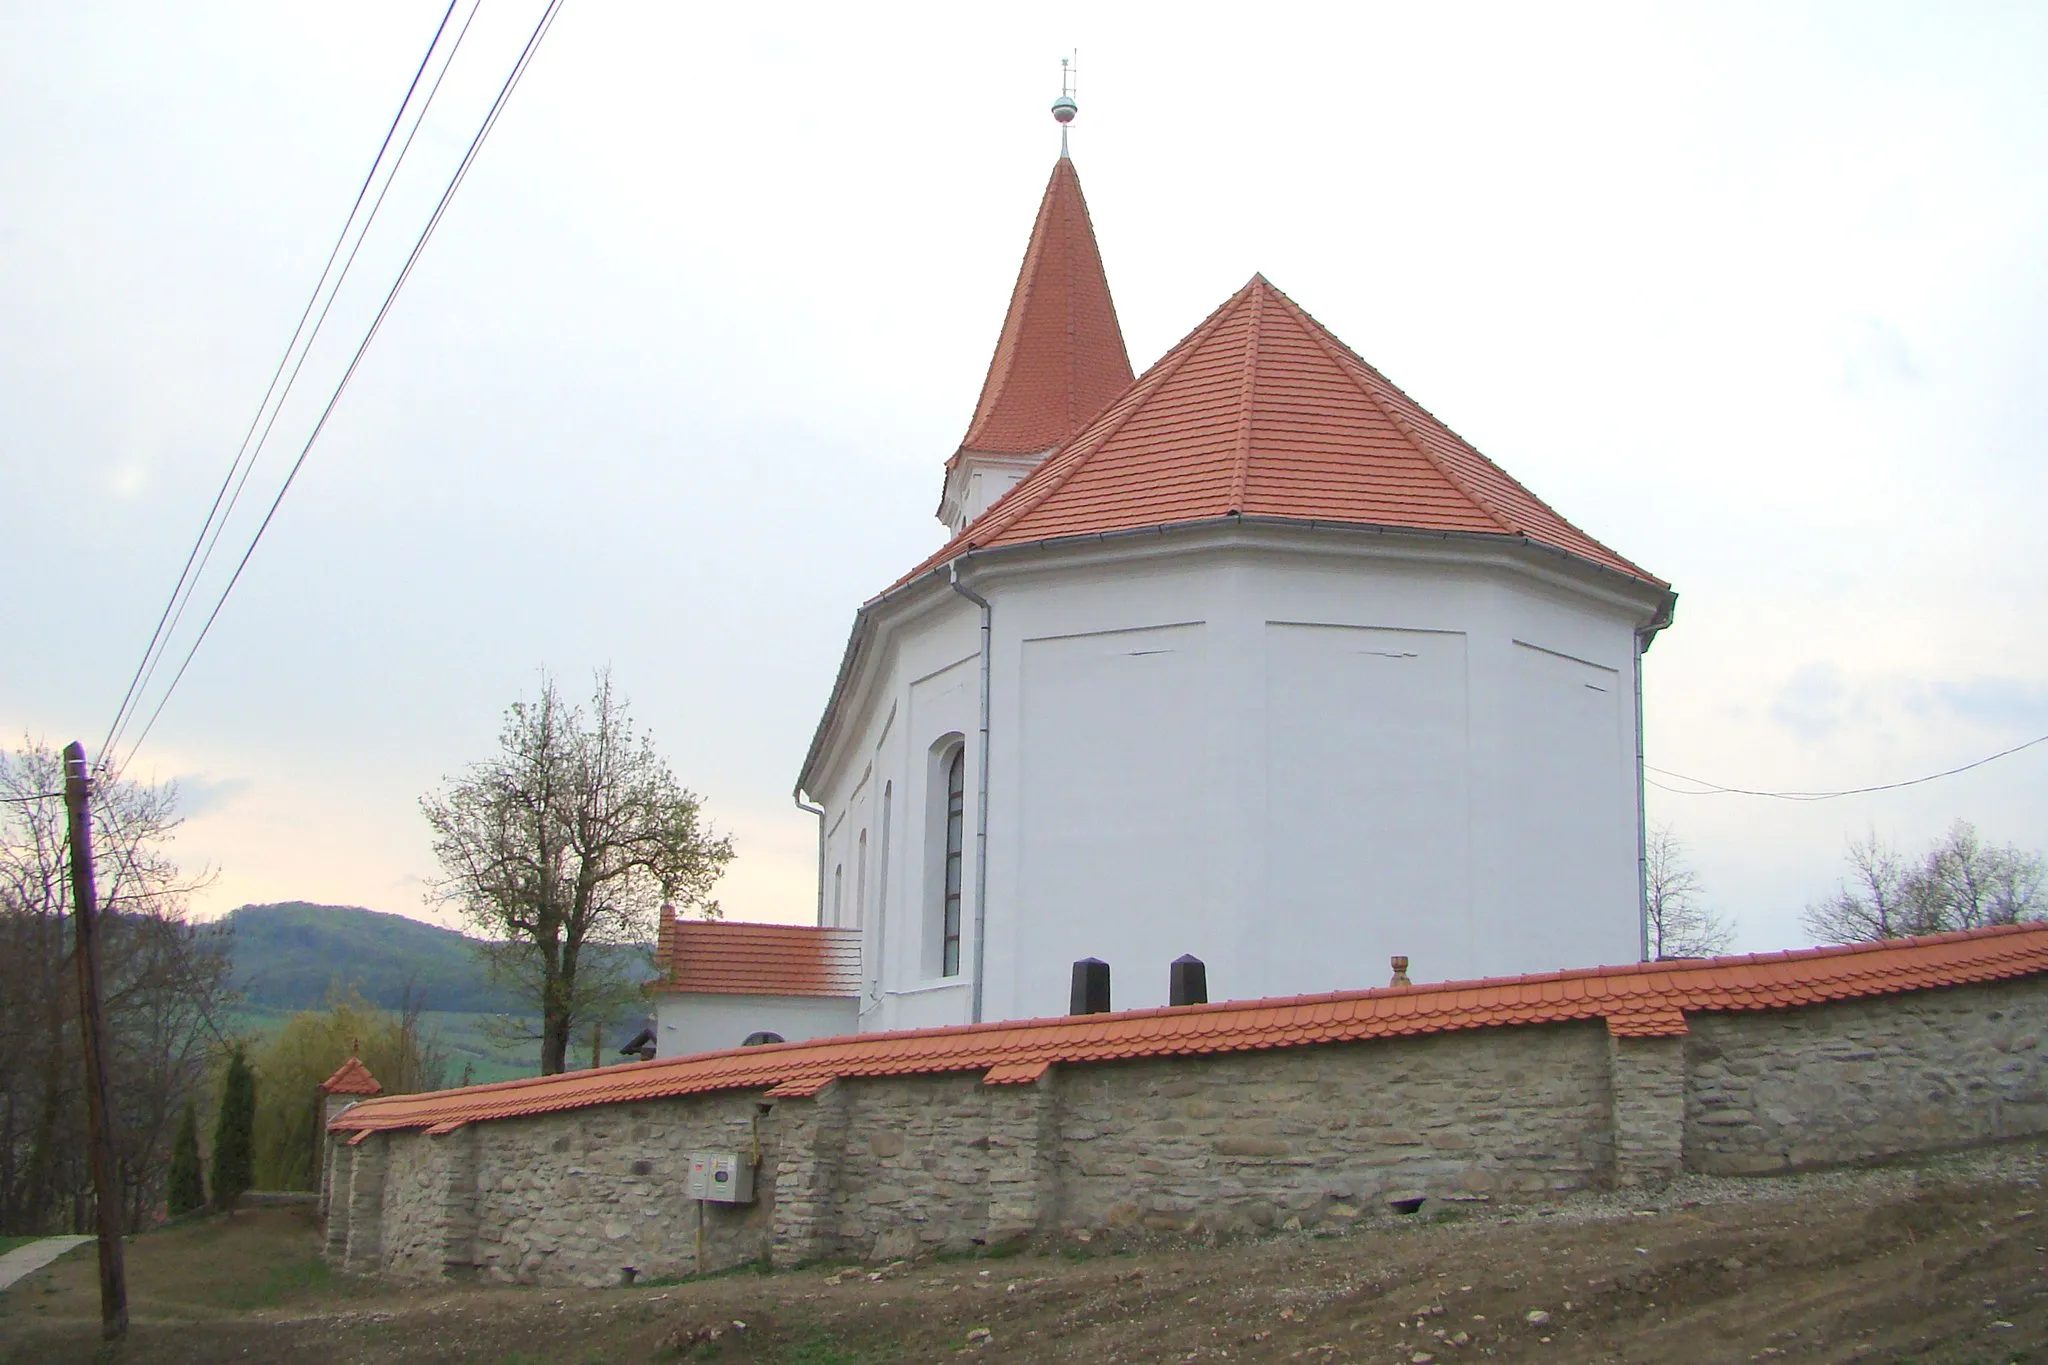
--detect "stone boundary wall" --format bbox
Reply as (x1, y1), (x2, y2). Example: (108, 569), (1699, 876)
(325, 977), (2048, 1287)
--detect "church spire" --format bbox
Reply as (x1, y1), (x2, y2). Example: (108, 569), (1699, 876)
(938, 80), (1135, 532)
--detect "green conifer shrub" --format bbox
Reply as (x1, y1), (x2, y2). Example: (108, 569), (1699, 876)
(167, 1100), (206, 1216)
(211, 1045), (256, 1212)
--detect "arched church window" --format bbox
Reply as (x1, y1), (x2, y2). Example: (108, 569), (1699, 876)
(942, 746), (965, 977)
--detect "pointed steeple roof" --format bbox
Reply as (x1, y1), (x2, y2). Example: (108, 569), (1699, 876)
(908, 275), (1663, 588)
(953, 157), (1135, 462)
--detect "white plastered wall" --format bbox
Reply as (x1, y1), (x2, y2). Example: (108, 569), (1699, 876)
(654, 992), (858, 1058)
(802, 528), (1662, 1033)
(808, 591), (985, 1033)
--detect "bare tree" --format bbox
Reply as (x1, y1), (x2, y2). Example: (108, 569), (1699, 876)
(0, 739), (231, 1235)
(422, 672), (733, 1075)
(1644, 823), (1735, 959)
(1803, 830), (1910, 944)
(1921, 820), (2043, 929)
(1805, 821), (2044, 944)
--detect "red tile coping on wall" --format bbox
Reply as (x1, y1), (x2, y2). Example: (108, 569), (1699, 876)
(318, 1056), (382, 1097)
(653, 908), (862, 999)
(329, 924), (2048, 1137)
(899, 275), (1662, 594)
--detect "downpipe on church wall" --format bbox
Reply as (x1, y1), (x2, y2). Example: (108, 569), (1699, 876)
(949, 561), (994, 1024)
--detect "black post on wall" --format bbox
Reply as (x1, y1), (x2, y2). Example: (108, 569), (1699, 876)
(62, 741), (128, 1341)
(1169, 955), (1208, 1007)
(1070, 958), (1111, 1015)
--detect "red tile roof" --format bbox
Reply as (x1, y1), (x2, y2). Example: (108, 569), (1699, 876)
(953, 156), (1134, 463)
(653, 907), (861, 999)
(318, 1056), (382, 1097)
(904, 275), (1661, 590)
(330, 924), (2048, 1137)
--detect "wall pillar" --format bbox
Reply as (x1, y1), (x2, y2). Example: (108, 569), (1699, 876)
(341, 1135), (390, 1273)
(434, 1126), (482, 1278)
(769, 1083), (849, 1268)
(1608, 1029), (1686, 1186)
(985, 1067), (1058, 1245)
(317, 1094), (358, 1223)
(321, 1135), (350, 1260)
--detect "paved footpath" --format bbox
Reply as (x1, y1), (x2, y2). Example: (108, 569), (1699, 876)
(0, 1236), (91, 1292)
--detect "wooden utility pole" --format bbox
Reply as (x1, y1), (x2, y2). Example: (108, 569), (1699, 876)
(62, 741), (128, 1341)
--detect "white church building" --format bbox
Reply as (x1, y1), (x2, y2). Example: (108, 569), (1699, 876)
(652, 119), (1675, 1056)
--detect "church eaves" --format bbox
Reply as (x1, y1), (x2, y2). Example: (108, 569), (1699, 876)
(910, 274), (1665, 590)
(952, 156), (1135, 463)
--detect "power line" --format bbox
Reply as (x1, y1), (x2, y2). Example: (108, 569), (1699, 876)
(102, 0), (483, 771)
(107, 0), (566, 779)
(100, 0), (465, 767)
(1, 791), (66, 805)
(1646, 731), (2048, 802)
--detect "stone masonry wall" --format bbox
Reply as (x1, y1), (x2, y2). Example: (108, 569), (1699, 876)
(378, 1127), (444, 1280)
(1686, 978), (2048, 1173)
(832, 1073), (995, 1259)
(328, 976), (2048, 1287)
(1053, 1023), (1613, 1239)
(470, 1093), (775, 1286)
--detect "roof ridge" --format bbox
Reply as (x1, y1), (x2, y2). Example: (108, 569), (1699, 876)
(1262, 279), (1522, 540)
(955, 172), (1055, 457)
(1270, 283), (1658, 579)
(1062, 171), (1081, 433)
(1227, 280), (1265, 514)
(957, 283), (1257, 552)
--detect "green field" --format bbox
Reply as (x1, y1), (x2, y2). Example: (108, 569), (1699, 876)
(216, 902), (659, 1090)
(228, 1006), (542, 1087)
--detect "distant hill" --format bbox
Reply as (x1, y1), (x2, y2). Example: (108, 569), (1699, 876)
(224, 902), (655, 1015)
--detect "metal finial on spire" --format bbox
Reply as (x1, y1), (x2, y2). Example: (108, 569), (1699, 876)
(1051, 53), (1078, 157)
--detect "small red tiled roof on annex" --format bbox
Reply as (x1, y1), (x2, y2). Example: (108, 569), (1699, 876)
(653, 905), (861, 999)
(903, 275), (1662, 591)
(318, 1056), (382, 1097)
(952, 155), (1135, 465)
(331, 923), (2048, 1139)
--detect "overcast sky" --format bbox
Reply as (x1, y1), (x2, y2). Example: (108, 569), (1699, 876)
(3, 2), (2044, 958)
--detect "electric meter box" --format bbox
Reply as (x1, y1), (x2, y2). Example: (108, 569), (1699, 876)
(686, 1150), (753, 1204)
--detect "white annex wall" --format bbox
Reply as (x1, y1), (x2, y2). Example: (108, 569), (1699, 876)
(654, 993), (857, 1059)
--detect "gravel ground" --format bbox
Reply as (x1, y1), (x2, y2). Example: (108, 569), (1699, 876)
(7, 1139), (2047, 1363)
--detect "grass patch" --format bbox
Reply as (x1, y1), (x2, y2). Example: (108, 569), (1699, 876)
(776, 1328), (890, 1364)
(0, 1235), (44, 1256)
(930, 1240), (1028, 1265)
(208, 1253), (335, 1311)
(635, 1253), (773, 1288)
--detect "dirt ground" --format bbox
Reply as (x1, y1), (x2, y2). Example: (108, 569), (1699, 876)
(4, 1142), (2046, 1364)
